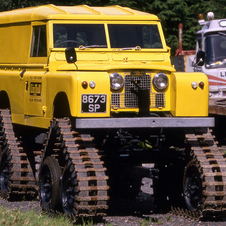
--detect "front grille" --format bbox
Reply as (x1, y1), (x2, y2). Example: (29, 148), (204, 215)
(111, 72), (166, 109)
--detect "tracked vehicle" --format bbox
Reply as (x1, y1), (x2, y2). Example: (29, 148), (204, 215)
(0, 4), (224, 219)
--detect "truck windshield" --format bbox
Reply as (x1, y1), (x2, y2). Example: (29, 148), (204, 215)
(108, 24), (163, 49)
(205, 32), (226, 68)
(53, 24), (107, 48)
(53, 23), (163, 49)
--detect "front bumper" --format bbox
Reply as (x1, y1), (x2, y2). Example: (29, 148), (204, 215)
(75, 117), (214, 129)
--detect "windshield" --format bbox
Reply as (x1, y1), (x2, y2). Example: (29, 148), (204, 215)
(205, 32), (226, 68)
(53, 23), (163, 50)
(108, 24), (163, 49)
(53, 24), (107, 48)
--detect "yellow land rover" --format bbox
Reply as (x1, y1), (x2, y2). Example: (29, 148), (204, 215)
(0, 4), (223, 220)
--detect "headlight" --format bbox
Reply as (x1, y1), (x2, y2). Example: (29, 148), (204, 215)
(109, 73), (124, 90)
(152, 73), (169, 91)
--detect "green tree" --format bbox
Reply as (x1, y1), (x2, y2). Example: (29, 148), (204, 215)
(1, 0), (226, 54)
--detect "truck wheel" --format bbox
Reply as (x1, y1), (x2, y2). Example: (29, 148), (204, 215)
(0, 150), (12, 199)
(183, 160), (202, 212)
(39, 156), (62, 211)
(61, 162), (78, 217)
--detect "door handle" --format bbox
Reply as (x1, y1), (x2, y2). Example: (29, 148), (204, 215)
(20, 69), (26, 79)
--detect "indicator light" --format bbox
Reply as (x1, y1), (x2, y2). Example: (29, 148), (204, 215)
(199, 81), (204, 89)
(191, 82), (197, 89)
(82, 81), (88, 89)
(207, 12), (214, 20)
(198, 14), (204, 20)
(89, 81), (96, 88)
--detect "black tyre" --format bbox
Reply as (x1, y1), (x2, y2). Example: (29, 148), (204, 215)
(39, 156), (62, 211)
(0, 150), (12, 199)
(61, 162), (78, 217)
(183, 160), (202, 212)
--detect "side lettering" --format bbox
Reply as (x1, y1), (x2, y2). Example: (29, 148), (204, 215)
(30, 82), (42, 96)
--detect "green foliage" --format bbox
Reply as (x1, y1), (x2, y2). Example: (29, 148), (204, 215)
(0, 206), (72, 226)
(166, 215), (174, 222)
(139, 217), (163, 225)
(1, 0), (226, 54)
(139, 140), (153, 150)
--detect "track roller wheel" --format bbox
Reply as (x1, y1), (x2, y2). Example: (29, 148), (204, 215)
(39, 156), (62, 211)
(61, 162), (78, 218)
(183, 160), (202, 212)
(0, 150), (12, 199)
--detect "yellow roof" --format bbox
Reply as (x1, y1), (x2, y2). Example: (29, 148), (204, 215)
(0, 4), (159, 24)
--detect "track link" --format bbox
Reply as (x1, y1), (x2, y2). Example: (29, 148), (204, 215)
(0, 109), (40, 198)
(171, 128), (226, 220)
(41, 118), (109, 218)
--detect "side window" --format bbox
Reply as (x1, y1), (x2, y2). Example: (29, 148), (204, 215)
(30, 26), (47, 57)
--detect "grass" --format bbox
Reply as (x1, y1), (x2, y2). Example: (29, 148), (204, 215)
(139, 217), (163, 225)
(0, 206), (111, 226)
(0, 206), (73, 226)
(0, 205), (174, 226)
(139, 215), (174, 225)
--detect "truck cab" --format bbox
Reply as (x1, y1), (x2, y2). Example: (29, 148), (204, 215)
(194, 12), (226, 98)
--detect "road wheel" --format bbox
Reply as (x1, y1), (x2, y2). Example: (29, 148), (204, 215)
(183, 160), (202, 212)
(61, 162), (78, 217)
(0, 150), (12, 199)
(39, 156), (62, 211)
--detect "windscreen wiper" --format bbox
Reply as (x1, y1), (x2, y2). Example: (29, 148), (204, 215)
(218, 32), (226, 37)
(117, 46), (141, 50)
(79, 45), (107, 50)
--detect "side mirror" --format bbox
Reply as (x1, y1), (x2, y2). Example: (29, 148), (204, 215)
(65, 47), (77, 63)
(196, 50), (205, 66)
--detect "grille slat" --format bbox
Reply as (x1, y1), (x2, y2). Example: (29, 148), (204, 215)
(125, 74), (150, 108)
(111, 72), (166, 109)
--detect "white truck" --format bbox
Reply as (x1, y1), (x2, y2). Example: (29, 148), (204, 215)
(194, 12), (226, 99)
(172, 12), (226, 145)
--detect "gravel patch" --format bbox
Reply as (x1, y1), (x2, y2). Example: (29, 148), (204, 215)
(102, 178), (226, 226)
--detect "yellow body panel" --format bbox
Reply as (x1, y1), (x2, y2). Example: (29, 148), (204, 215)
(0, 23), (31, 64)
(173, 72), (209, 116)
(0, 5), (159, 24)
(0, 5), (209, 129)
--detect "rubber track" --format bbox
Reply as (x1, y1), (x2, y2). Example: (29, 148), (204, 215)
(171, 128), (226, 220)
(43, 118), (109, 218)
(0, 109), (40, 198)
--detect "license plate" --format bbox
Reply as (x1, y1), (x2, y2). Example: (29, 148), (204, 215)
(81, 94), (106, 113)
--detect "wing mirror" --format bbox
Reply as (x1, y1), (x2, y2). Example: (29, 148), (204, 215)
(196, 50), (205, 66)
(65, 47), (77, 63)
